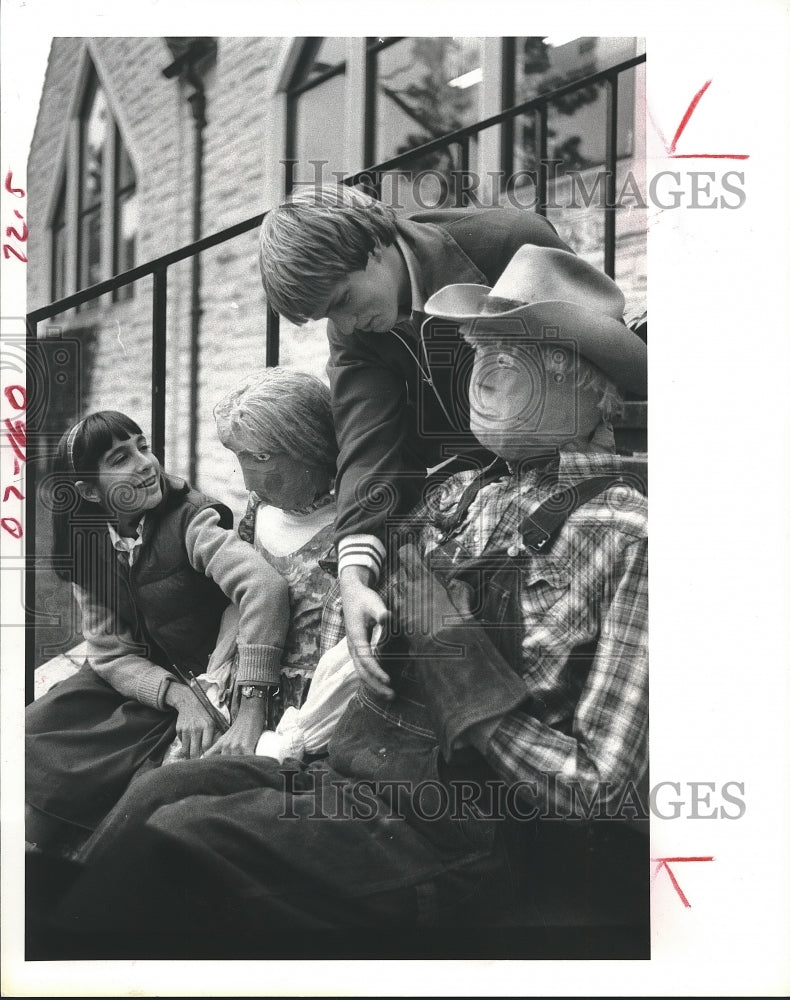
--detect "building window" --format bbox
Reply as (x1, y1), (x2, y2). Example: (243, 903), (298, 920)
(113, 131), (138, 302)
(78, 74), (107, 296)
(367, 37), (483, 166)
(285, 37), (484, 204)
(286, 38), (347, 189)
(51, 181), (67, 302)
(51, 61), (137, 303)
(506, 36), (636, 175)
(363, 37), (483, 207)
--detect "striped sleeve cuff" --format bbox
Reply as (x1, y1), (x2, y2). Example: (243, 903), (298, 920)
(236, 643), (282, 686)
(337, 534), (386, 583)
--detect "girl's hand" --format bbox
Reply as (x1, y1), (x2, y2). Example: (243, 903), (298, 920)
(165, 683), (217, 759)
(203, 694), (267, 757)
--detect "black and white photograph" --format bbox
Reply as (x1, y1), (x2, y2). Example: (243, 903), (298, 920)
(1, 2), (788, 997)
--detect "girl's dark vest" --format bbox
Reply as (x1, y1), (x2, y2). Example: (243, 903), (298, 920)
(78, 475), (233, 676)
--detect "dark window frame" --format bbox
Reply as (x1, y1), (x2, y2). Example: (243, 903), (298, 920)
(285, 38), (349, 194)
(51, 59), (137, 306)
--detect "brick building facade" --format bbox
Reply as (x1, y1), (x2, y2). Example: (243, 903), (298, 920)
(27, 36), (291, 514)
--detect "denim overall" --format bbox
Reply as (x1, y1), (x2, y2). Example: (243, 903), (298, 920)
(326, 472), (528, 893)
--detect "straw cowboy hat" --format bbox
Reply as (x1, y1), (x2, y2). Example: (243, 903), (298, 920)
(424, 245), (645, 392)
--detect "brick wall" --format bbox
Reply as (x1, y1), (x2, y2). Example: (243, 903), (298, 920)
(27, 36), (296, 519)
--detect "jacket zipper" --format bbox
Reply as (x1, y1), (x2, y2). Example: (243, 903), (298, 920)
(390, 318), (457, 429)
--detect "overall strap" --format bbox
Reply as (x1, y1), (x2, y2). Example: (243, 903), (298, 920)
(519, 475), (625, 552)
(437, 455), (510, 537)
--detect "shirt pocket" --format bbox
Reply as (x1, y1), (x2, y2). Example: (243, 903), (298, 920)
(517, 559), (589, 645)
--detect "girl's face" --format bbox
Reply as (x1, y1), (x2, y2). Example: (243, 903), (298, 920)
(236, 450), (330, 510)
(79, 433), (163, 519)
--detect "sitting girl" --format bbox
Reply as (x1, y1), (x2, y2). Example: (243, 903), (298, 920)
(26, 410), (290, 852)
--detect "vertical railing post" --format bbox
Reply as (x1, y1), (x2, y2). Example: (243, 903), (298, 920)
(604, 73), (619, 280)
(266, 305), (280, 368)
(457, 137), (470, 207)
(535, 103), (549, 217)
(151, 267), (167, 468)
(499, 37), (515, 192)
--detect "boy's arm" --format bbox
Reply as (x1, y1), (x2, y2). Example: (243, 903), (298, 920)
(468, 535), (649, 814)
(184, 507), (289, 687)
(74, 584), (175, 710)
(327, 328), (426, 559)
(327, 332), (420, 686)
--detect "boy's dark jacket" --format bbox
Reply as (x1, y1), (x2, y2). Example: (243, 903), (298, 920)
(326, 207), (571, 547)
(77, 475), (233, 675)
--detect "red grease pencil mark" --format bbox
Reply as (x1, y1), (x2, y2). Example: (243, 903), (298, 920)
(3, 170), (28, 263)
(651, 856), (714, 907)
(668, 80), (712, 154)
(4, 169), (25, 197)
(652, 80), (749, 160)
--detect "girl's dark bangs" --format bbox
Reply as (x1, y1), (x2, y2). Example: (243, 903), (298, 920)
(98, 411), (143, 440)
(78, 411), (144, 469)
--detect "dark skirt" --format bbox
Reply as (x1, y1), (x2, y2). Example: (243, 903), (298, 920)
(26, 663), (177, 834)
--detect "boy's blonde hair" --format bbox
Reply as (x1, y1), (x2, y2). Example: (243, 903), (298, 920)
(214, 368), (338, 473)
(258, 185), (399, 325)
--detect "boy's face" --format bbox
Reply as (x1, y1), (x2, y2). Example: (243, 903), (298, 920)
(315, 245), (409, 336)
(468, 341), (602, 459)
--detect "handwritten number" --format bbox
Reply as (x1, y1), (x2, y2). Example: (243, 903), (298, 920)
(3, 170), (28, 261)
(4, 386), (26, 410)
(2, 244), (27, 263)
(4, 170), (25, 198)
(1, 517), (23, 539)
(6, 222), (28, 242)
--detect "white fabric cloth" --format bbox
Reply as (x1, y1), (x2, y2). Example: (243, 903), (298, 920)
(254, 499), (335, 557)
(255, 637), (358, 763)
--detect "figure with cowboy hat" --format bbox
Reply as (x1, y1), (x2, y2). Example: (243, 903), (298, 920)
(257, 185), (648, 687)
(45, 243), (648, 959)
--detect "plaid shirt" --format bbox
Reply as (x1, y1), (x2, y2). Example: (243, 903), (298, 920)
(322, 448), (648, 811)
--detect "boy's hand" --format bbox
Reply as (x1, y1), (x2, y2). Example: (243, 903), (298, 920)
(204, 695), (267, 757)
(165, 683), (217, 759)
(339, 565), (393, 699)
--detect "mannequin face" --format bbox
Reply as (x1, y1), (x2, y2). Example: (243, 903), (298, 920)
(468, 342), (602, 460)
(236, 451), (331, 510)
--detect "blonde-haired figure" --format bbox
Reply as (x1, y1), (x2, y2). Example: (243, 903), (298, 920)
(168, 368), (358, 763)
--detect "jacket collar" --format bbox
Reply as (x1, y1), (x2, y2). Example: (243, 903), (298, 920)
(394, 217), (488, 316)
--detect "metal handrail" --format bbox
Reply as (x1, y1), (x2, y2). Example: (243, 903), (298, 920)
(28, 51), (645, 327)
(347, 52), (645, 182)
